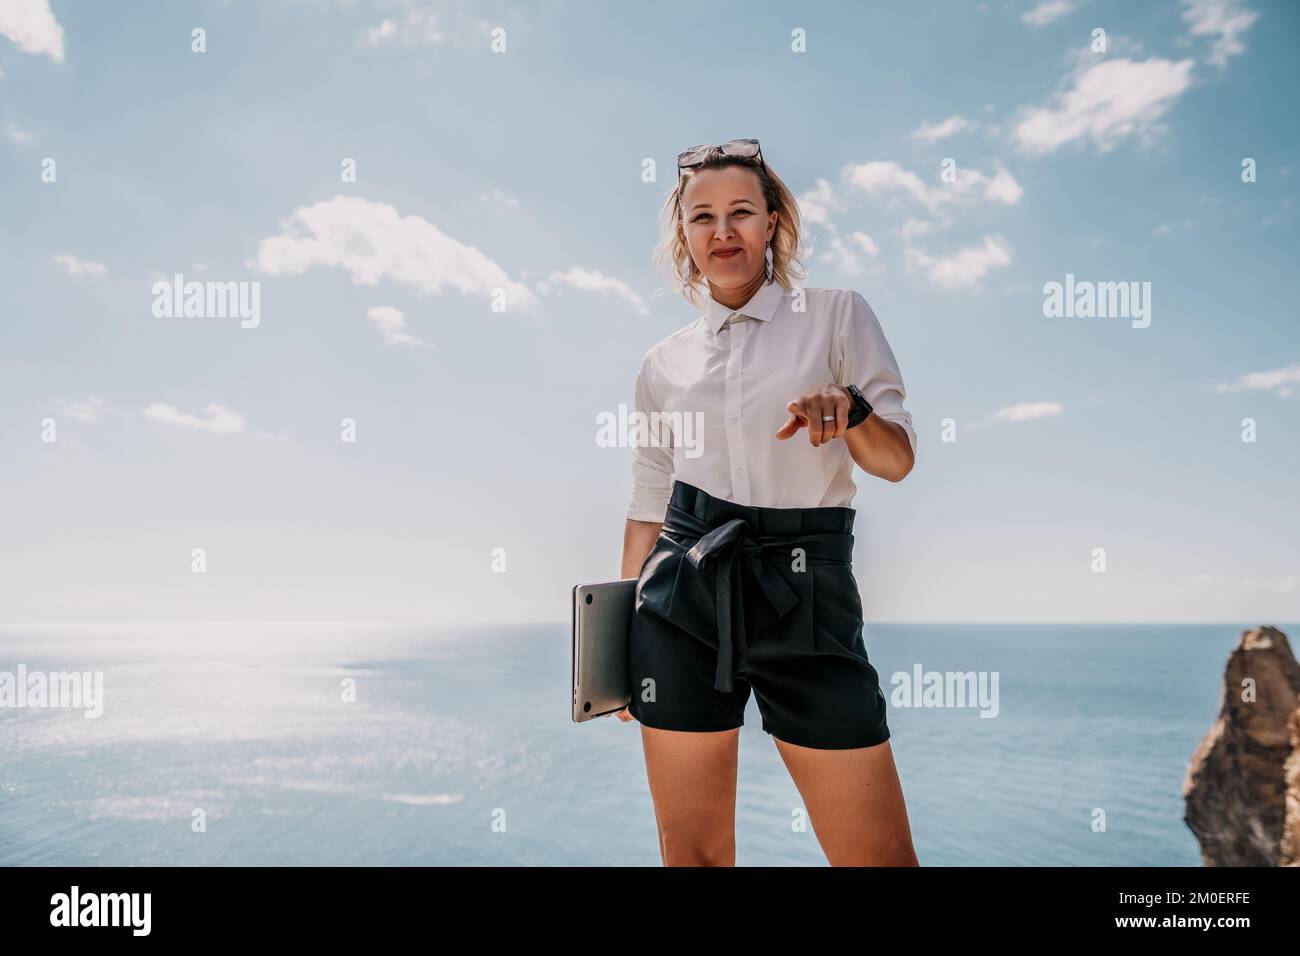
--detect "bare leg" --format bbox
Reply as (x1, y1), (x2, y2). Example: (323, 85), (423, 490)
(773, 736), (919, 866)
(638, 724), (741, 866)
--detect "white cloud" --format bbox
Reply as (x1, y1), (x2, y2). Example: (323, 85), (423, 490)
(62, 397), (105, 422)
(366, 305), (430, 347)
(357, 6), (489, 49)
(910, 114), (976, 143)
(2, 120), (31, 144)
(1180, 0), (1258, 68)
(899, 217), (937, 243)
(964, 400), (1064, 432)
(359, 10), (445, 48)
(1012, 55), (1195, 155)
(842, 160), (1022, 214)
(796, 178), (841, 226)
(536, 267), (649, 316)
(0, 0), (65, 62)
(1021, 0), (1079, 27)
(142, 403), (245, 434)
(249, 195), (536, 311)
(989, 401), (1064, 422)
(1215, 362), (1300, 398)
(486, 187), (520, 209)
(847, 231), (879, 257)
(843, 161), (932, 208)
(821, 231), (883, 277)
(904, 235), (1012, 290)
(52, 253), (108, 277)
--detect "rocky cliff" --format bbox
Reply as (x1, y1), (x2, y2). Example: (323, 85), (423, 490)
(1183, 625), (1300, 866)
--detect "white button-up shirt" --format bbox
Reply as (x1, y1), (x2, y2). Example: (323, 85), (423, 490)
(626, 280), (917, 522)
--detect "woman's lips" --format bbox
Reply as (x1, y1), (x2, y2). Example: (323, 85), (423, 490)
(711, 249), (742, 258)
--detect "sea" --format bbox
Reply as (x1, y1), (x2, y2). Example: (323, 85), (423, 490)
(2, 621), (1290, 866)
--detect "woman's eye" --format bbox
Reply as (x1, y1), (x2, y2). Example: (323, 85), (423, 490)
(692, 210), (751, 222)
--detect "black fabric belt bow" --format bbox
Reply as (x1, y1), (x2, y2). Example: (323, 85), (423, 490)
(661, 503), (854, 693)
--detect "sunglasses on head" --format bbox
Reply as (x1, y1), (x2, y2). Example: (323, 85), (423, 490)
(676, 138), (766, 179)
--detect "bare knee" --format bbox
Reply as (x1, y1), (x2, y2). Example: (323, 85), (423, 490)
(659, 828), (735, 866)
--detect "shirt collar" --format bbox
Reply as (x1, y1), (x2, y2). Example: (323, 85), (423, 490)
(704, 278), (785, 336)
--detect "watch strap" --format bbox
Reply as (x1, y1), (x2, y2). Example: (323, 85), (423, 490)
(845, 383), (873, 428)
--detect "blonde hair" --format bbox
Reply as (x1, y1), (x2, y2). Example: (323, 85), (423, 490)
(653, 152), (808, 309)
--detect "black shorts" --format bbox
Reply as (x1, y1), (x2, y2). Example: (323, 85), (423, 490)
(626, 479), (890, 750)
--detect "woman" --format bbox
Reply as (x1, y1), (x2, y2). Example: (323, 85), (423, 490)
(615, 139), (920, 867)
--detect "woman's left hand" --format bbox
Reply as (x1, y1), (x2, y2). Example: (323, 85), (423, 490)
(775, 384), (852, 447)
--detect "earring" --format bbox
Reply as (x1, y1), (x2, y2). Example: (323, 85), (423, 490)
(764, 242), (774, 281)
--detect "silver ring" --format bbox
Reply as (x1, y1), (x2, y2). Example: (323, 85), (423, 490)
(821, 414), (836, 422)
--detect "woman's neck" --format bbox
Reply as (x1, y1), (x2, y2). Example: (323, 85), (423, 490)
(708, 271), (768, 312)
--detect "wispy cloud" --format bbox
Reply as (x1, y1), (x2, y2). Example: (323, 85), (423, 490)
(796, 178), (841, 226)
(249, 195), (537, 311)
(0, 0), (65, 62)
(822, 159), (1020, 289)
(485, 187), (521, 209)
(359, 10), (444, 48)
(356, 4), (490, 51)
(842, 160), (1022, 214)
(536, 267), (649, 315)
(62, 397), (105, 422)
(989, 401), (1064, 422)
(1008, 53), (1190, 154)
(820, 231), (883, 277)
(1180, 0), (1258, 68)
(904, 235), (1012, 290)
(1215, 362), (1300, 399)
(2, 120), (31, 143)
(1012, 53), (1195, 155)
(366, 305), (430, 347)
(142, 403), (245, 434)
(1021, 0), (1081, 28)
(967, 401), (1065, 431)
(910, 114), (976, 143)
(52, 253), (108, 277)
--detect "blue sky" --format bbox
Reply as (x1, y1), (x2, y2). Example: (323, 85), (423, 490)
(1, 0), (1296, 624)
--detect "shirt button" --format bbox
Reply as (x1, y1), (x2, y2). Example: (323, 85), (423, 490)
(729, 415), (737, 423)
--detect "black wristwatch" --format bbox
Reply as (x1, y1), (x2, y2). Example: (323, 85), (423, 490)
(843, 383), (873, 429)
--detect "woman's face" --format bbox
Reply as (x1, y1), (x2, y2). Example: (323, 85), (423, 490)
(680, 165), (777, 289)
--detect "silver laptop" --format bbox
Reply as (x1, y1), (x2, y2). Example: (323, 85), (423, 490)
(571, 578), (636, 722)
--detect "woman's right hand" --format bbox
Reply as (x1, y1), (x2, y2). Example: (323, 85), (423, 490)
(618, 518), (663, 726)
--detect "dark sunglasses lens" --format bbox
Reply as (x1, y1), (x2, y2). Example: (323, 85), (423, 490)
(678, 145), (709, 166)
(721, 139), (759, 158)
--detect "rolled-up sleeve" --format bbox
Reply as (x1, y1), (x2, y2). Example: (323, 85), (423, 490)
(833, 291), (917, 458)
(626, 351), (675, 522)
